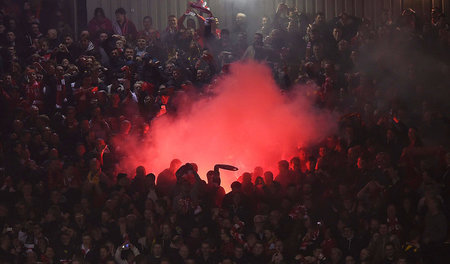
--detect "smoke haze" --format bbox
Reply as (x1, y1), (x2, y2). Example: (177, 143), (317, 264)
(121, 62), (337, 190)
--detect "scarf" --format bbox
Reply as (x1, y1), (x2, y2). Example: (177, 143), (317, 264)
(56, 77), (66, 108)
(113, 18), (130, 36)
(26, 80), (42, 103)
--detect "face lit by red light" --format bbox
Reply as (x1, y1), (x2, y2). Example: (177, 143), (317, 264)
(356, 157), (366, 169)
(319, 147), (327, 157)
(76, 144), (86, 156)
(298, 149), (307, 161)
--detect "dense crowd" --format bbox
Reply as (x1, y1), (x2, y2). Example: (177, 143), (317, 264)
(0, 1), (450, 264)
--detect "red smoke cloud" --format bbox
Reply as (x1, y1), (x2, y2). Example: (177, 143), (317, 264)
(122, 62), (336, 191)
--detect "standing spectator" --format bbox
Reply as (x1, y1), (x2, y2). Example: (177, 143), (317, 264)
(138, 16), (160, 45)
(88, 8), (113, 38)
(162, 15), (179, 50)
(112, 8), (137, 43)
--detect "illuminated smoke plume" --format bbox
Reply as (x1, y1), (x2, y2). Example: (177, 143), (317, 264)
(122, 62), (336, 190)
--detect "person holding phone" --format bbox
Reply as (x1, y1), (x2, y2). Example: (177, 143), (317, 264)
(114, 242), (140, 264)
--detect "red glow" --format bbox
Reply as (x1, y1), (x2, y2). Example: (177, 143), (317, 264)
(119, 62), (336, 191)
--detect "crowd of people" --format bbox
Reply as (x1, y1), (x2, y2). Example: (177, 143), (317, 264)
(0, 1), (449, 264)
